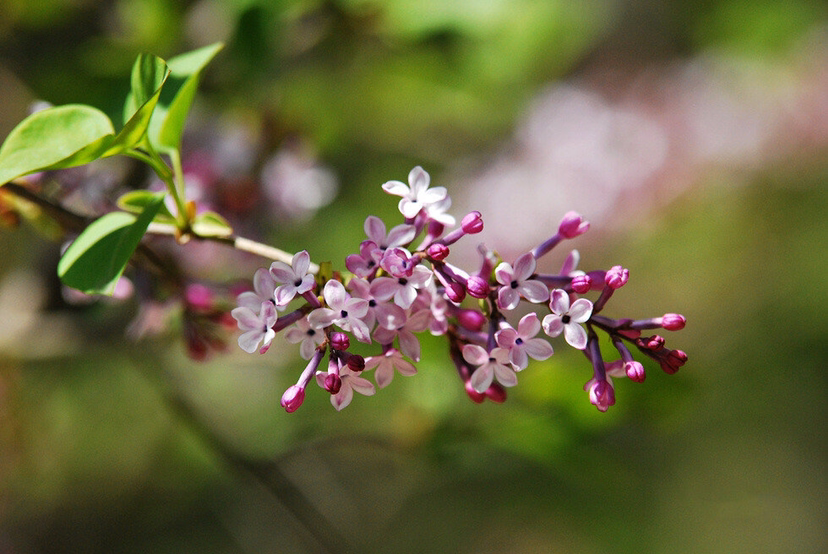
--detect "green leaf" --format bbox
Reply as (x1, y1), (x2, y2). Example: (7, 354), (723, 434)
(58, 193), (165, 295)
(148, 42), (223, 152)
(117, 190), (176, 223)
(191, 210), (233, 237)
(109, 54), (170, 155)
(0, 105), (116, 186)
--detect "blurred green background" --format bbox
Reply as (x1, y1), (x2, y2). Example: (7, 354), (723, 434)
(1, 0), (827, 552)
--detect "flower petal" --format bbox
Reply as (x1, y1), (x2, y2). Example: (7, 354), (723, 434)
(549, 289), (570, 314)
(542, 314), (564, 337)
(518, 280), (550, 304)
(269, 261), (294, 284)
(470, 364), (494, 393)
(564, 322), (588, 350)
(323, 279), (347, 308)
(292, 250), (310, 276)
(523, 337), (554, 361)
(517, 313), (541, 338)
(381, 180), (410, 197)
(462, 344), (488, 365)
(497, 287), (520, 311)
(493, 363), (518, 388)
(512, 252), (537, 281)
(568, 298), (593, 323)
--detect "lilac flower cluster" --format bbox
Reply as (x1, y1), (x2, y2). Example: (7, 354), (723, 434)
(232, 167), (687, 412)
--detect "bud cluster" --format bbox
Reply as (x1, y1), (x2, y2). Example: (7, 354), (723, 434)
(231, 167), (687, 412)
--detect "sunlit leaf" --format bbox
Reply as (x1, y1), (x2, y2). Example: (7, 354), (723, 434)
(0, 105), (116, 186)
(191, 210), (233, 237)
(148, 42), (223, 152)
(117, 190), (176, 223)
(109, 54), (170, 155)
(58, 193), (165, 295)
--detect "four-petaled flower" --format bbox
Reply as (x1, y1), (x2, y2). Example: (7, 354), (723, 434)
(364, 348), (417, 389)
(237, 267), (277, 311)
(315, 365), (376, 411)
(462, 345), (517, 393)
(382, 166), (448, 220)
(542, 289), (593, 350)
(308, 280), (371, 343)
(231, 302), (278, 354)
(372, 308), (432, 361)
(494, 252), (550, 310)
(270, 250), (316, 306)
(495, 313), (554, 370)
(284, 316), (326, 360)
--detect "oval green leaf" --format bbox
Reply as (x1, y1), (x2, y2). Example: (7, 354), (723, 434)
(58, 193), (165, 295)
(0, 104), (116, 186)
(117, 190), (176, 223)
(191, 210), (233, 237)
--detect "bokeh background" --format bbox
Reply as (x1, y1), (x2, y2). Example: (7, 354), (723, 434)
(1, 0), (827, 552)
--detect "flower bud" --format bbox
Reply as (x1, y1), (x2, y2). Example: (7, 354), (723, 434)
(625, 361), (646, 382)
(281, 385), (305, 413)
(461, 211), (483, 234)
(485, 382), (507, 403)
(571, 274), (592, 294)
(427, 243), (450, 261)
(605, 265), (629, 289)
(466, 275), (490, 299)
(661, 349), (687, 374)
(330, 331), (350, 351)
(661, 313), (686, 331)
(464, 380), (486, 404)
(586, 378), (615, 412)
(558, 211), (589, 239)
(640, 335), (665, 351)
(324, 373), (342, 394)
(185, 283), (214, 312)
(457, 309), (486, 332)
(444, 282), (466, 303)
(346, 354), (365, 372)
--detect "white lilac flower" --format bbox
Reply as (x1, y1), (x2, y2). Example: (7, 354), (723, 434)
(364, 348), (417, 388)
(307, 280), (371, 343)
(237, 268), (278, 311)
(372, 308), (432, 361)
(284, 316), (325, 360)
(494, 252), (550, 311)
(542, 289), (593, 350)
(462, 344), (517, 393)
(495, 313), (555, 370)
(269, 250), (316, 306)
(381, 166), (448, 220)
(231, 302), (278, 354)
(315, 365), (375, 411)
(423, 195), (456, 226)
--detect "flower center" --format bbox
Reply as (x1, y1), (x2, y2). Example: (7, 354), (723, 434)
(340, 310), (349, 318)
(293, 278), (303, 287)
(562, 315), (571, 324)
(510, 280), (519, 289)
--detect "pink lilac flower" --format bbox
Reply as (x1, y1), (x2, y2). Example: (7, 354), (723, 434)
(495, 313), (555, 370)
(462, 345), (517, 393)
(372, 308), (432, 361)
(284, 316), (326, 360)
(494, 252), (550, 310)
(315, 365), (375, 410)
(364, 348), (418, 388)
(307, 280), (371, 343)
(363, 215), (417, 251)
(269, 250), (316, 306)
(345, 240), (381, 278)
(372, 255), (433, 309)
(381, 166), (448, 220)
(542, 289), (593, 349)
(347, 277), (406, 330)
(237, 267), (277, 311)
(231, 302), (278, 354)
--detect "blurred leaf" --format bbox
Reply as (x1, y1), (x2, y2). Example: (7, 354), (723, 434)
(149, 42), (224, 152)
(0, 105), (115, 185)
(57, 193), (165, 295)
(191, 210), (233, 237)
(117, 189), (176, 223)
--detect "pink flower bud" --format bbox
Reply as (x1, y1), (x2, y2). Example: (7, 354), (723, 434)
(330, 332), (350, 351)
(457, 309), (486, 331)
(185, 283), (214, 311)
(661, 349), (687, 374)
(346, 354), (365, 372)
(466, 275), (490, 299)
(661, 313), (686, 331)
(605, 265), (629, 289)
(571, 274), (592, 294)
(461, 211), (483, 234)
(485, 382), (507, 403)
(640, 335), (665, 351)
(281, 385), (305, 413)
(324, 373), (342, 394)
(558, 211), (589, 239)
(465, 380), (486, 404)
(625, 361), (646, 382)
(427, 243), (450, 261)
(445, 281), (466, 303)
(586, 378), (615, 412)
